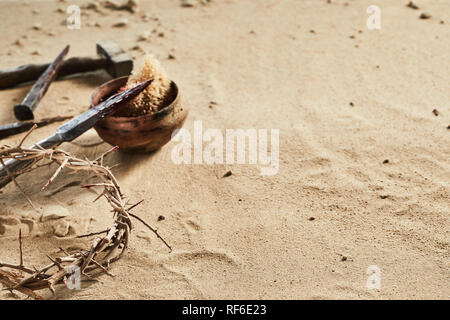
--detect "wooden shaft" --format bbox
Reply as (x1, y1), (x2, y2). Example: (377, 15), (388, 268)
(0, 56), (108, 90)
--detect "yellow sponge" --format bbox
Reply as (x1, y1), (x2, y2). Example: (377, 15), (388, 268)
(119, 54), (171, 116)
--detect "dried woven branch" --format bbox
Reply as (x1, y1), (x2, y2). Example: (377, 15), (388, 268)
(0, 130), (171, 299)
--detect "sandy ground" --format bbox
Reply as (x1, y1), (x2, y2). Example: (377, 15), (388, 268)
(0, 0), (448, 299)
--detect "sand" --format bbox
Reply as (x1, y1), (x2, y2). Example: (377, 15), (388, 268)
(0, 0), (448, 300)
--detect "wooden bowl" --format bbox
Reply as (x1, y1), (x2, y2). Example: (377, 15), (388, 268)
(90, 76), (188, 152)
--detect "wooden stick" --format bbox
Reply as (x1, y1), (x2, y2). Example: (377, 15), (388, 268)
(18, 124), (38, 147)
(0, 117), (72, 141)
(129, 212), (172, 251)
(41, 158), (68, 191)
(76, 229), (108, 239)
(19, 229), (23, 267)
(0, 137), (171, 299)
(0, 262), (34, 274)
(0, 270), (43, 300)
(0, 158), (35, 209)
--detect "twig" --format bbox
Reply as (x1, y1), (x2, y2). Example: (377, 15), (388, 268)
(129, 212), (172, 252)
(0, 136), (170, 299)
(41, 158), (68, 191)
(0, 270), (43, 300)
(46, 255), (63, 271)
(79, 252), (114, 277)
(127, 199), (145, 211)
(0, 262), (34, 274)
(18, 124), (37, 148)
(76, 229), (109, 239)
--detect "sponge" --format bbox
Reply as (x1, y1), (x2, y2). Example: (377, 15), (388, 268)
(118, 54), (171, 116)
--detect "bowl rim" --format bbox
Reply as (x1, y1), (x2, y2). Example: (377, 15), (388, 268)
(90, 76), (180, 122)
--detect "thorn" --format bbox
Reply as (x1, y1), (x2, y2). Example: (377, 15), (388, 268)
(41, 180), (51, 191)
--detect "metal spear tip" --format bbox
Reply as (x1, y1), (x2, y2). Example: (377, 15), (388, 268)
(91, 78), (153, 116)
(105, 78), (153, 107)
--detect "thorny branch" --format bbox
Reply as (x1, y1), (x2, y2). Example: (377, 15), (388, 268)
(0, 128), (171, 300)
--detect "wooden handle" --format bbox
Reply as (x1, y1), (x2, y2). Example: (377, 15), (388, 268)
(0, 57), (107, 89)
(0, 134), (61, 189)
